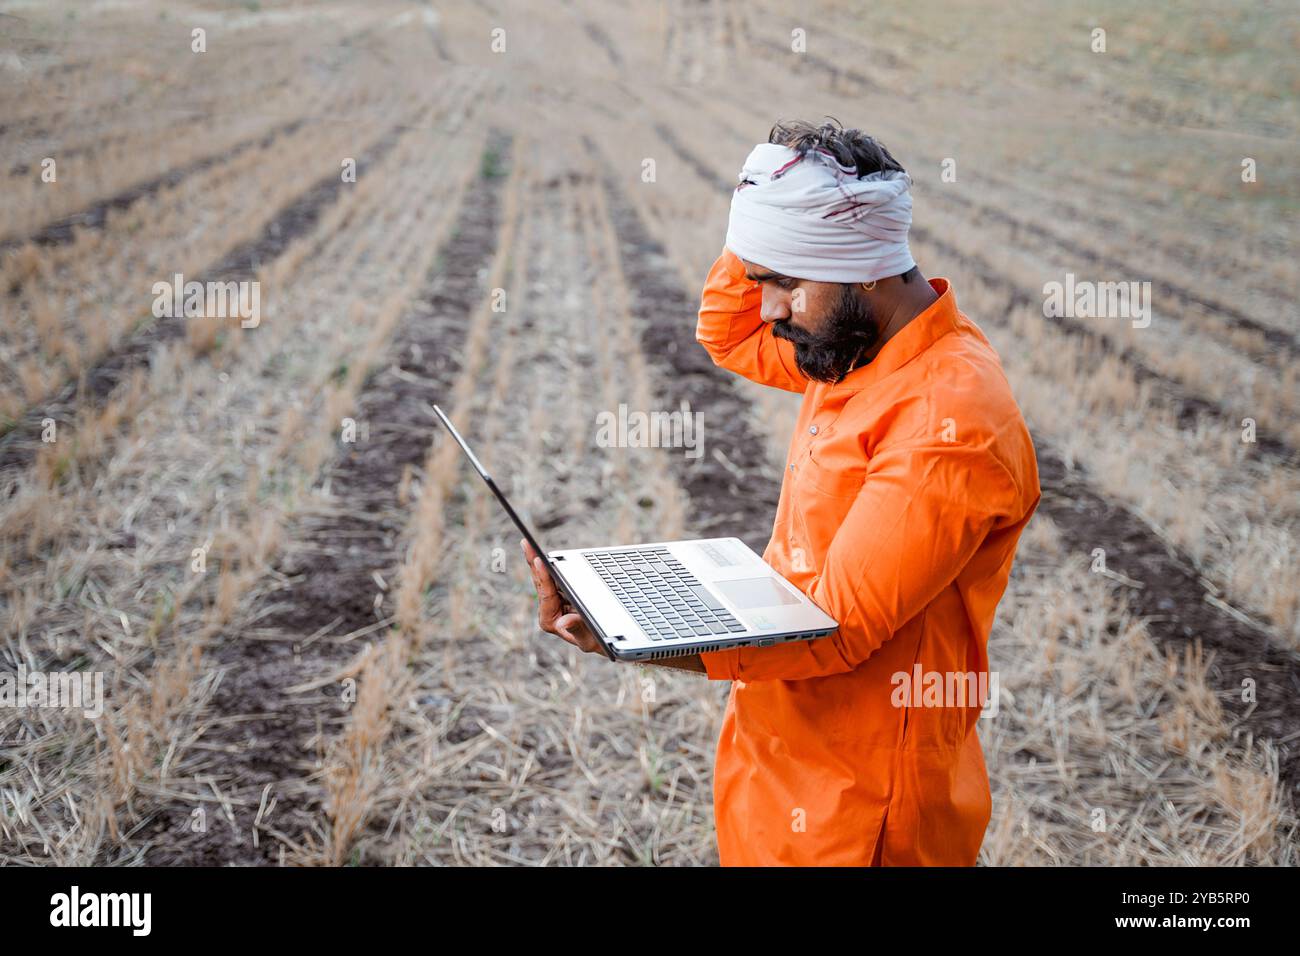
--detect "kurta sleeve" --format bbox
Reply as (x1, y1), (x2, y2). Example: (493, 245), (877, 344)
(695, 246), (810, 394)
(700, 439), (1020, 682)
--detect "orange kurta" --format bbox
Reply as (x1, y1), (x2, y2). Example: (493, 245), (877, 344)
(696, 247), (1040, 866)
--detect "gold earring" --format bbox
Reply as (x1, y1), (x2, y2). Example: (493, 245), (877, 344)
(860, 280), (877, 292)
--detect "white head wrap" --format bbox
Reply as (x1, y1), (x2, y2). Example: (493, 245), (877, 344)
(725, 142), (916, 283)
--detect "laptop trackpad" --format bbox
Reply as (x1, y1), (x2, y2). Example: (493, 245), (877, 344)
(713, 577), (800, 609)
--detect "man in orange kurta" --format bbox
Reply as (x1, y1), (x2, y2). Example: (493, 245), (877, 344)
(690, 123), (1040, 866)
(524, 121), (1039, 866)
(693, 243), (1039, 865)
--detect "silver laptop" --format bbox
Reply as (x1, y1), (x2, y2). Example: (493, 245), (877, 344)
(433, 405), (838, 663)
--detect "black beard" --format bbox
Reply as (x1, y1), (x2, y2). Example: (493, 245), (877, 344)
(772, 284), (880, 384)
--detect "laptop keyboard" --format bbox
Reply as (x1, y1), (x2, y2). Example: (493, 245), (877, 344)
(583, 547), (747, 642)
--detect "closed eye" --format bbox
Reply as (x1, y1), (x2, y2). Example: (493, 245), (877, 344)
(744, 271), (797, 289)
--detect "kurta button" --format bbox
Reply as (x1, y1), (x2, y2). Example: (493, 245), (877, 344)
(809, 424), (819, 435)
(789, 463), (795, 472)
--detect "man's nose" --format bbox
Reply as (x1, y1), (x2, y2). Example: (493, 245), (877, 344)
(760, 287), (791, 323)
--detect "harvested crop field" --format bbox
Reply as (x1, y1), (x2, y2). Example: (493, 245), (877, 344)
(0, 0), (1296, 867)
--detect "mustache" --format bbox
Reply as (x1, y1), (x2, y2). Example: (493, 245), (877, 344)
(775, 287), (880, 383)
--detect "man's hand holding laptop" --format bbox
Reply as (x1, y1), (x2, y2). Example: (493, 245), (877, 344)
(521, 539), (710, 673)
(521, 538), (606, 657)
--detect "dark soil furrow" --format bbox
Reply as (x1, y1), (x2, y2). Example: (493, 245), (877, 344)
(747, 35), (895, 97)
(933, 166), (1298, 326)
(6, 79), (306, 177)
(585, 159), (781, 559)
(0, 119), (409, 489)
(582, 18), (622, 67)
(145, 128), (513, 866)
(0, 118), (305, 253)
(926, 189), (1300, 361)
(1034, 450), (1300, 803)
(654, 122), (733, 193)
(908, 222), (1298, 465)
